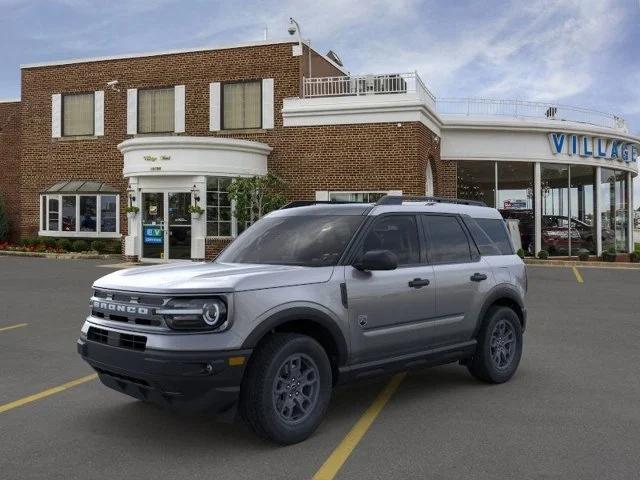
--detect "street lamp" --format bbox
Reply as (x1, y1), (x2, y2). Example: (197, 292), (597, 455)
(288, 17), (312, 81)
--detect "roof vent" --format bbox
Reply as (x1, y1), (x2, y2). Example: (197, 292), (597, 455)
(326, 50), (343, 67)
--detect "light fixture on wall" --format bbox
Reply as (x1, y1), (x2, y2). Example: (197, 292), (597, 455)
(191, 184), (201, 203)
(126, 185), (136, 204)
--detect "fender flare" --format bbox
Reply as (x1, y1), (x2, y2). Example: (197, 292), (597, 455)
(474, 284), (526, 336)
(241, 306), (349, 366)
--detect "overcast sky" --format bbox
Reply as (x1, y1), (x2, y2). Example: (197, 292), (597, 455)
(1, 0), (639, 200)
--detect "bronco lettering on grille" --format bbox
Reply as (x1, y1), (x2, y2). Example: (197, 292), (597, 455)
(94, 301), (149, 315)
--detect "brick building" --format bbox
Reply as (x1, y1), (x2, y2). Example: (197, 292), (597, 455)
(0, 38), (638, 260)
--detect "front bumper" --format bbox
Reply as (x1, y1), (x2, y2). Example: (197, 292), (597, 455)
(77, 338), (251, 414)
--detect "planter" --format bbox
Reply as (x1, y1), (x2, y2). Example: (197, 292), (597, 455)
(191, 213), (203, 220)
(127, 212), (138, 221)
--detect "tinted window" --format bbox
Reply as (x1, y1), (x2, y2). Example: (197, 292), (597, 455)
(423, 215), (471, 264)
(465, 219), (501, 256)
(476, 218), (514, 255)
(217, 215), (363, 267)
(361, 215), (420, 266)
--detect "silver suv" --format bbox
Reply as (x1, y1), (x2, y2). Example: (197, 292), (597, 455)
(78, 196), (527, 444)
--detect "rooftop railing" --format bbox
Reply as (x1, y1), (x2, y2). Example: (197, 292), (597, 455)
(436, 98), (628, 132)
(301, 73), (628, 132)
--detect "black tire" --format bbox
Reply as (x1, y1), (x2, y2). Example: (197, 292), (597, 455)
(467, 306), (523, 384)
(239, 333), (332, 445)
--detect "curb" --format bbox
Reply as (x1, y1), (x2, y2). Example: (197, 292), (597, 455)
(524, 259), (640, 269)
(0, 250), (121, 260)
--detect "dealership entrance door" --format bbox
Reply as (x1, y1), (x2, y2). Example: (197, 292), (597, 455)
(141, 192), (192, 261)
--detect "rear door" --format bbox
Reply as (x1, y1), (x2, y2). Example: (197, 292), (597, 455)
(345, 214), (436, 363)
(421, 214), (493, 345)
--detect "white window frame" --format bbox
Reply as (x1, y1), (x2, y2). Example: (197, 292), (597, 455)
(205, 176), (236, 239)
(323, 190), (403, 203)
(39, 193), (120, 238)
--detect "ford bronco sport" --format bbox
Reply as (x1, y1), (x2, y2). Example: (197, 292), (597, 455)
(78, 195), (527, 444)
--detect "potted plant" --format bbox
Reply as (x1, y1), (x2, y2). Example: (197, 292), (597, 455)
(125, 205), (139, 219)
(187, 204), (205, 218)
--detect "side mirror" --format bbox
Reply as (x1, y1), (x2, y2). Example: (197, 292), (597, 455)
(354, 249), (398, 271)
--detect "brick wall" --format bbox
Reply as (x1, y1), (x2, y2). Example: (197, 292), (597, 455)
(0, 101), (21, 240)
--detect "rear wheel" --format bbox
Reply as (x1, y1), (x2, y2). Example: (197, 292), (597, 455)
(240, 333), (332, 444)
(467, 306), (522, 383)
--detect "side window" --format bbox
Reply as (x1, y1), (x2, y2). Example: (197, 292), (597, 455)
(475, 218), (514, 255)
(360, 215), (420, 266)
(465, 218), (502, 256)
(423, 215), (472, 264)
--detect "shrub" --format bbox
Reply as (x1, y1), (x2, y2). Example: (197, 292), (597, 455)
(516, 248), (525, 259)
(577, 249), (590, 261)
(40, 237), (58, 249)
(90, 240), (107, 253)
(106, 240), (122, 254)
(537, 250), (549, 260)
(20, 236), (38, 247)
(71, 239), (88, 252)
(629, 252), (640, 263)
(57, 238), (73, 251)
(602, 246), (617, 262)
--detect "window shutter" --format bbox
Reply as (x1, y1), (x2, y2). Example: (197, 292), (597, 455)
(126, 88), (137, 135)
(209, 82), (221, 131)
(94, 90), (104, 136)
(174, 85), (185, 133)
(262, 78), (274, 129)
(51, 94), (62, 138)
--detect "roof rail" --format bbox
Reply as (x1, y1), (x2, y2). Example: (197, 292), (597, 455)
(280, 200), (361, 209)
(375, 195), (486, 207)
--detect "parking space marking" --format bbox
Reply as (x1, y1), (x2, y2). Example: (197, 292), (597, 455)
(0, 323), (28, 333)
(0, 374), (97, 414)
(572, 266), (584, 283)
(313, 372), (406, 480)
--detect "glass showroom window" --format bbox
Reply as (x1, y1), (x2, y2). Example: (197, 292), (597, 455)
(569, 165), (596, 255)
(206, 177), (233, 237)
(138, 87), (175, 133)
(601, 168), (629, 253)
(62, 93), (94, 136)
(457, 161), (496, 208)
(497, 162), (534, 254)
(541, 164), (570, 256)
(40, 194), (119, 237)
(328, 192), (388, 203)
(223, 81), (261, 130)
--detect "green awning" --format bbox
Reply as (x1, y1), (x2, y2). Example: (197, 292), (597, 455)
(42, 180), (119, 194)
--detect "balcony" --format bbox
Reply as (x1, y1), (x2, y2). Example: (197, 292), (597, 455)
(301, 73), (628, 133)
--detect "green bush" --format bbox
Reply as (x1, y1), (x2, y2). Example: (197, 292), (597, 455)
(516, 248), (525, 259)
(577, 249), (590, 261)
(71, 239), (88, 252)
(57, 238), (73, 251)
(0, 193), (9, 241)
(90, 240), (107, 253)
(40, 237), (58, 249)
(106, 240), (122, 254)
(537, 250), (549, 260)
(20, 236), (38, 247)
(629, 252), (640, 263)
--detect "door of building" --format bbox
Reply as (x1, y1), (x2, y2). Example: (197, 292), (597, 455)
(141, 192), (191, 261)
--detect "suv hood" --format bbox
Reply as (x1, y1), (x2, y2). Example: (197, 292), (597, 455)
(93, 262), (334, 294)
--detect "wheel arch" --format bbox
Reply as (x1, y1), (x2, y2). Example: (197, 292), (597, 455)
(241, 307), (349, 380)
(474, 285), (526, 336)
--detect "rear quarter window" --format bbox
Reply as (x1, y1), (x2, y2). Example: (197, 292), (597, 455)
(468, 218), (514, 255)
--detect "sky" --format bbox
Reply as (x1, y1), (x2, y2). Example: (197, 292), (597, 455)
(1, 0), (639, 199)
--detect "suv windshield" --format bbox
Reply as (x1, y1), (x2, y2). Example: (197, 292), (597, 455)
(216, 215), (365, 267)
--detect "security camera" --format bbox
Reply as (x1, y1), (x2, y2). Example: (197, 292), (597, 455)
(107, 80), (118, 86)
(288, 24), (297, 35)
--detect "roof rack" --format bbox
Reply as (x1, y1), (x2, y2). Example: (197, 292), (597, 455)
(280, 200), (361, 209)
(375, 195), (486, 207)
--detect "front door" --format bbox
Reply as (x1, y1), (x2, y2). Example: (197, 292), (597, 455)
(141, 192), (192, 261)
(345, 214), (437, 363)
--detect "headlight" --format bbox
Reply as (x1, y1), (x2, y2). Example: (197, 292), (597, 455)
(158, 298), (229, 331)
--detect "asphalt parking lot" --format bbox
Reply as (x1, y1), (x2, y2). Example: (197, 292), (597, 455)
(1, 256), (639, 480)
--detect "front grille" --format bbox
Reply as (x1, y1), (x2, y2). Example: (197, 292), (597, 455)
(90, 289), (167, 329)
(94, 367), (150, 387)
(87, 326), (147, 351)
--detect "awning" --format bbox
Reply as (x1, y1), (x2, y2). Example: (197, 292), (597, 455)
(41, 180), (119, 194)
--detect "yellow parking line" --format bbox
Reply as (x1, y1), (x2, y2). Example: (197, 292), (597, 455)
(0, 323), (28, 333)
(313, 372), (406, 480)
(0, 374), (97, 414)
(572, 266), (584, 283)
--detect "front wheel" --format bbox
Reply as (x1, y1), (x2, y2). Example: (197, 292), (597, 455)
(240, 333), (332, 444)
(467, 306), (523, 383)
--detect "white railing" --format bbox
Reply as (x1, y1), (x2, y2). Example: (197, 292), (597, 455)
(436, 97), (628, 132)
(303, 72), (436, 104)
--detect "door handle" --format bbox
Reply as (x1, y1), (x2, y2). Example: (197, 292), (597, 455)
(408, 278), (430, 288)
(470, 273), (488, 282)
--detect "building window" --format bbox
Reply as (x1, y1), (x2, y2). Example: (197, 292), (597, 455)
(62, 93), (94, 136)
(601, 168), (629, 253)
(206, 177), (233, 237)
(328, 192), (388, 202)
(138, 87), (175, 133)
(222, 81), (261, 130)
(457, 161), (496, 207)
(40, 193), (119, 237)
